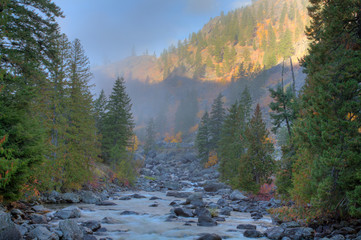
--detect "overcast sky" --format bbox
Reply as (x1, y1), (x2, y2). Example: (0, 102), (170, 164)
(53, 0), (251, 67)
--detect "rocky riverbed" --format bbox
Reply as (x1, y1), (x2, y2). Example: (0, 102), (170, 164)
(1, 144), (361, 240)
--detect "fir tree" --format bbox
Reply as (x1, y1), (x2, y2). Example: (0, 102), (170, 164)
(196, 111), (210, 164)
(144, 118), (156, 155)
(291, 0), (361, 217)
(94, 89), (107, 133)
(240, 104), (274, 192)
(209, 93), (226, 151)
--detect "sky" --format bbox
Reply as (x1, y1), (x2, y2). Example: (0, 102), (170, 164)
(53, 0), (251, 67)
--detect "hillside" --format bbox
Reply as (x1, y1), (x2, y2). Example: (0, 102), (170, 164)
(95, 0), (310, 84)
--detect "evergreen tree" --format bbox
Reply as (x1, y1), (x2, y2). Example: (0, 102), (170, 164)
(102, 77), (134, 166)
(279, 29), (294, 58)
(209, 93), (226, 150)
(94, 89), (107, 133)
(240, 104), (274, 192)
(196, 111), (210, 164)
(291, 0), (361, 217)
(64, 38), (100, 189)
(144, 118), (156, 155)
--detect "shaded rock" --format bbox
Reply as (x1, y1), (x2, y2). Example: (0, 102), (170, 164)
(80, 191), (101, 204)
(166, 191), (192, 198)
(101, 217), (121, 224)
(244, 230), (263, 238)
(11, 209), (24, 219)
(31, 213), (48, 224)
(219, 207), (232, 216)
(119, 196), (131, 200)
(32, 205), (50, 213)
(59, 219), (84, 240)
(265, 227), (285, 240)
(197, 208), (217, 227)
(164, 181), (181, 190)
(149, 203), (159, 207)
(149, 196), (161, 200)
(217, 198), (227, 207)
(15, 224), (28, 236)
(62, 192), (80, 203)
(237, 224), (257, 230)
(186, 192), (204, 207)
(169, 201), (179, 206)
(203, 181), (228, 192)
(230, 190), (247, 201)
(96, 201), (117, 206)
(213, 216), (226, 222)
(131, 193), (146, 199)
(47, 190), (62, 203)
(82, 220), (101, 232)
(174, 208), (194, 217)
(55, 206), (81, 219)
(251, 212), (263, 220)
(330, 235), (345, 240)
(281, 221), (300, 229)
(28, 226), (59, 240)
(284, 227), (314, 240)
(120, 211), (139, 215)
(197, 233), (222, 240)
(0, 211), (22, 240)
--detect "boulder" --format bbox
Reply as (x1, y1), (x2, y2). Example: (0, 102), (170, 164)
(31, 213), (48, 224)
(62, 192), (80, 203)
(166, 191), (192, 198)
(81, 220), (101, 232)
(32, 205), (50, 213)
(283, 227), (314, 240)
(230, 190), (247, 201)
(120, 211), (139, 215)
(219, 207), (232, 216)
(197, 233), (222, 240)
(55, 206), (81, 219)
(96, 201), (117, 206)
(59, 219), (84, 240)
(80, 191), (101, 204)
(265, 227), (285, 240)
(47, 190), (62, 203)
(164, 181), (181, 190)
(0, 211), (22, 240)
(203, 181), (228, 192)
(28, 226), (59, 240)
(131, 193), (147, 199)
(244, 230), (263, 238)
(174, 208), (194, 217)
(101, 217), (122, 224)
(330, 235), (345, 240)
(186, 192), (204, 207)
(119, 196), (132, 200)
(281, 221), (300, 229)
(237, 224), (257, 230)
(197, 214), (217, 227)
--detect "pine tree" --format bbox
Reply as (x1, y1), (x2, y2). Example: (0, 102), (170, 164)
(209, 93), (226, 151)
(240, 104), (274, 192)
(144, 118), (156, 155)
(291, 0), (361, 217)
(196, 111), (210, 164)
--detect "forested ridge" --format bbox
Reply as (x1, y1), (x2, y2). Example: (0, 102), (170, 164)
(0, 0), (360, 228)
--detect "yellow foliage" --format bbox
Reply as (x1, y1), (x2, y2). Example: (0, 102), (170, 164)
(205, 151), (218, 168)
(164, 132), (182, 143)
(189, 124), (199, 134)
(346, 112), (357, 121)
(127, 135), (139, 152)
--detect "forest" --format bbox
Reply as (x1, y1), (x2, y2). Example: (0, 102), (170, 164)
(0, 0), (360, 234)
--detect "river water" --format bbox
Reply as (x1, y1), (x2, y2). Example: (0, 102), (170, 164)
(47, 190), (274, 240)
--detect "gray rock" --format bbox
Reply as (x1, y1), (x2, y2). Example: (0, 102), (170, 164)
(81, 220), (101, 232)
(265, 227), (285, 240)
(230, 190), (247, 201)
(330, 235), (345, 240)
(10, 209), (24, 219)
(15, 224), (28, 236)
(197, 214), (217, 226)
(281, 221), (300, 229)
(197, 233), (222, 240)
(217, 198), (227, 206)
(96, 201), (117, 206)
(59, 219), (84, 240)
(219, 207), (232, 216)
(0, 211), (22, 240)
(80, 191), (101, 204)
(28, 226), (59, 240)
(237, 224), (257, 230)
(174, 208), (194, 217)
(47, 190), (62, 203)
(186, 193), (204, 207)
(217, 189), (232, 195)
(31, 213), (48, 224)
(55, 206), (81, 219)
(164, 181), (181, 190)
(131, 193), (147, 199)
(32, 205), (50, 213)
(166, 191), (192, 198)
(101, 217), (121, 224)
(203, 181), (228, 192)
(119, 196), (132, 200)
(284, 227), (314, 240)
(62, 193), (80, 203)
(244, 230), (263, 238)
